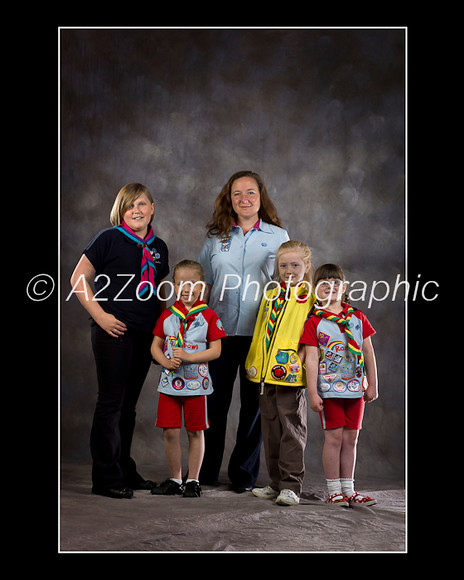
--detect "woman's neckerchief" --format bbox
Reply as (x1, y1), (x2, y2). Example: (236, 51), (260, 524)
(169, 299), (209, 347)
(313, 303), (364, 368)
(114, 221), (157, 298)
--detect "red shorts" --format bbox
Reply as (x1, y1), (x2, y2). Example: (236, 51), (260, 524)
(319, 397), (364, 430)
(156, 393), (209, 431)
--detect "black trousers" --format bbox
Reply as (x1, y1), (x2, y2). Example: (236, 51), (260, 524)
(90, 323), (153, 489)
(199, 336), (262, 487)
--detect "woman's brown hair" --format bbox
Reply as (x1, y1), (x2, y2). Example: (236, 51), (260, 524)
(206, 171), (283, 240)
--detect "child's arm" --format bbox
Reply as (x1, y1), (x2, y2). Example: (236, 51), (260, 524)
(151, 336), (182, 370)
(172, 339), (222, 364)
(304, 345), (324, 412)
(362, 336), (378, 403)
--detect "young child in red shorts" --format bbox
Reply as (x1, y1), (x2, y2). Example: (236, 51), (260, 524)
(300, 264), (379, 507)
(151, 260), (226, 497)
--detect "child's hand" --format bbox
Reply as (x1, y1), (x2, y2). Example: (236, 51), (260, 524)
(164, 356), (182, 370)
(172, 347), (191, 363)
(309, 394), (324, 413)
(363, 384), (378, 403)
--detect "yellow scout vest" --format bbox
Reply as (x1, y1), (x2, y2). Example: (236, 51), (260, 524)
(245, 283), (316, 389)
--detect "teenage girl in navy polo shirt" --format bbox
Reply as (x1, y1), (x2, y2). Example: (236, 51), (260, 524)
(70, 183), (169, 498)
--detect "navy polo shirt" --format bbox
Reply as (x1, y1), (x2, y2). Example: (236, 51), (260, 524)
(83, 227), (169, 333)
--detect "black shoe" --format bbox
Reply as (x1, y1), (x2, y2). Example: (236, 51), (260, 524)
(150, 479), (184, 495)
(230, 483), (253, 494)
(92, 486), (134, 499)
(183, 481), (202, 497)
(129, 479), (157, 490)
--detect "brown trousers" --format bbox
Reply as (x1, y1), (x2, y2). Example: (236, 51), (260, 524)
(259, 384), (308, 495)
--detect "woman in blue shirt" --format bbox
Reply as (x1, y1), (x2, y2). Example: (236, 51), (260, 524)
(198, 171), (289, 491)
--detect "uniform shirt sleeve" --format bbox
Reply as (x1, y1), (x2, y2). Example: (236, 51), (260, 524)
(299, 315), (320, 347)
(197, 236), (214, 286)
(205, 309), (227, 342)
(356, 310), (376, 339)
(152, 310), (170, 338)
(83, 229), (112, 273)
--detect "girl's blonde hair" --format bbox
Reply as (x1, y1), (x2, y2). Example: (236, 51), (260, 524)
(275, 240), (313, 285)
(206, 170), (283, 240)
(110, 183), (154, 226)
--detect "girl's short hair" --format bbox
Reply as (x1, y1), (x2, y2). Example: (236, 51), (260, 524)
(109, 183), (154, 226)
(274, 240), (313, 284)
(313, 263), (349, 303)
(313, 263), (346, 285)
(172, 259), (205, 281)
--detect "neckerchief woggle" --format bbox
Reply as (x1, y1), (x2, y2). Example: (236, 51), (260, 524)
(114, 221), (157, 298)
(313, 303), (364, 368)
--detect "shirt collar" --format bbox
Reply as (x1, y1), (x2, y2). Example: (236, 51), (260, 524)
(232, 219), (261, 230)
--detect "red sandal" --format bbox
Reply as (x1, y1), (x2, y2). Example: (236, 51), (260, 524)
(326, 492), (349, 507)
(347, 492), (377, 506)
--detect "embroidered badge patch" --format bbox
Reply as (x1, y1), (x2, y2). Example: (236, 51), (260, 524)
(173, 378), (184, 390)
(271, 365), (287, 380)
(247, 366), (257, 378)
(186, 380), (201, 390)
(220, 239), (231, 252)
(275, 350), (289, 364)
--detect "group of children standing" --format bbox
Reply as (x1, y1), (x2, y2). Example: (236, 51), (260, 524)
(150, 240), (379, 507)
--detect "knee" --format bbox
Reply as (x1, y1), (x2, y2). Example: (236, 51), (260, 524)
(344, 429), (359, 447)
(164, 428), (180, 443)
(187, 430), (203, 441)
(324, 428), (344, 448)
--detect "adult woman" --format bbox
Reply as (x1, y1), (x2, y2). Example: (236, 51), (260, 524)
(198, 171), (289, 492)
(70, 183), (169, 498)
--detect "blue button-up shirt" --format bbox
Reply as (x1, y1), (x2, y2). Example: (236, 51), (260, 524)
(197, 220), (290, 336)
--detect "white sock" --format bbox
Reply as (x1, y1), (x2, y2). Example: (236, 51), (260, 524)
(186, 478), (199, 484)
(341, 477), (355, 497)
(170, 477), (182, 485)
(326, 478), (342, 495)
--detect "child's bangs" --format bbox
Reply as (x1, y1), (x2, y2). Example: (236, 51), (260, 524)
(313, 263), (345, 285)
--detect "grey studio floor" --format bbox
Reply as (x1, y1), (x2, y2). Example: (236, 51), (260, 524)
(59, 463), (406, 553)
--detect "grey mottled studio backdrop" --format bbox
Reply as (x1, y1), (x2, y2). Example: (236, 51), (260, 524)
(60, 28), (405, 483)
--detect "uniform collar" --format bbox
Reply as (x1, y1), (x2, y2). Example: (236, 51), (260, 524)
(232, 219), (261, 230)
(231, 219), (276, 234)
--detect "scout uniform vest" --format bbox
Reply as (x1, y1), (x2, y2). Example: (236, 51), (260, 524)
(316, 312), (366, 398)
(157, 310), (215, 396)
(245, 283), (316, 388)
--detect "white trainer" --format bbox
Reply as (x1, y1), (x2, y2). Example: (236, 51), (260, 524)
(275, 489), (300, 505)
(252, 486), (279, 499)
